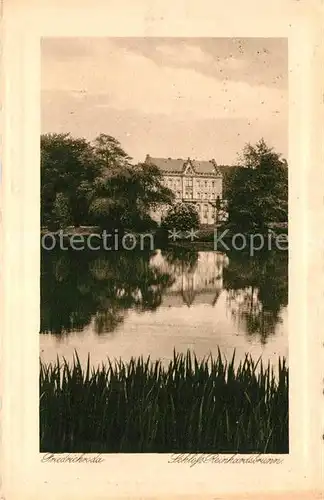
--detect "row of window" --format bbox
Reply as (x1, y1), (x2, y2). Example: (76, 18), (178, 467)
(183, 192), (220, 200)
(196, 192), (220, 200)
(165, 178), (219, 190)
(197, 180), (217, 189)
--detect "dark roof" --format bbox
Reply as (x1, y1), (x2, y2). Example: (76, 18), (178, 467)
(145, 155), (230, 177)
(191, 159), (218, 175)
(146, 157), (185, 173)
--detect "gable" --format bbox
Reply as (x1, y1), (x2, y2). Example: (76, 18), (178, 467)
(183, 160), (196, 175)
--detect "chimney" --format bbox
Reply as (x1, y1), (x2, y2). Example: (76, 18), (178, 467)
(145, 154), (151, 162)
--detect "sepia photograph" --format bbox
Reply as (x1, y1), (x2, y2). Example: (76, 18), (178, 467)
(39, 37), (289, 455)
(2, 0), (323, 498)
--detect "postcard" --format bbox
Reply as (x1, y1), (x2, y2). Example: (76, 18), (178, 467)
(1, 0), (323, 498)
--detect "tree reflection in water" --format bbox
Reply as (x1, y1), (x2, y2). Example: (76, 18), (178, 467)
(223, 250), (288, 344)
(41, 246), (288, 344)
(40, 248), (174, 335)
(161, 246), (199, 274)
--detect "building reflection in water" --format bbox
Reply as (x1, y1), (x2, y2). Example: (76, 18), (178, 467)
(151, 250), (229, 308)
(150, 249), (287, 345)
(41, 247), (287, 345)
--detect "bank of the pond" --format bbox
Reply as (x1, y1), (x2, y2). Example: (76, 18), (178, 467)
(40, 350), (288, 454)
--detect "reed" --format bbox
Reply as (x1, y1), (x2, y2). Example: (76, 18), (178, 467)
(40, 349), (288, 453)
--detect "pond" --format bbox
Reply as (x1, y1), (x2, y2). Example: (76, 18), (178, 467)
(39, 246), (288, 371)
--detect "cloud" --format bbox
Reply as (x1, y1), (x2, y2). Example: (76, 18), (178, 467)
(218, 55), (247, 70)
(155, 42), (213, 65)
(155, 42), (246, 72)
(41, 38), (287, 164)
(42, 41), (287, 122)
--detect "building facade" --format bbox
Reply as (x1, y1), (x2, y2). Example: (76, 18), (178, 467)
(145, 155), (227, 225)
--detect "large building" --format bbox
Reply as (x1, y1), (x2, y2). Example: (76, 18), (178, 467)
(145, 155), (229, 225)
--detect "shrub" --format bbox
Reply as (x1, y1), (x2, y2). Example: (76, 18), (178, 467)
(161, 203), (200, 232)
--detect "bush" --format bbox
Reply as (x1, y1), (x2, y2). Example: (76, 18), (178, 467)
(161, 203), (200, 232)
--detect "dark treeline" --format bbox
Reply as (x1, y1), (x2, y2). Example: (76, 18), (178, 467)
(42, 133), (288, 233)
(225, 139), (288, 232)
(41, 133), (174, 231)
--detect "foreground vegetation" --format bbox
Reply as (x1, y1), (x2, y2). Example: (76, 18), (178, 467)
(40, 350), (288, 454)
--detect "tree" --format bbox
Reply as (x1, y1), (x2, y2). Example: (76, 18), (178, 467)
(93, 133), (131, 170)
(41, 133), (100, 227)
(41, 132), (174, 232)
(226, 139), (288, 232)
(52, 192), (73, 229)
(161, 203), (200, 232)
(89, 161), (174, 231)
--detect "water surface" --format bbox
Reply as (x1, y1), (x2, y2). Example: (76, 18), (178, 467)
(40, 246), (288, 370)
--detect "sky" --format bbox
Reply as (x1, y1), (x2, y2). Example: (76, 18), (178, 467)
(41, 37), (288, 165)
